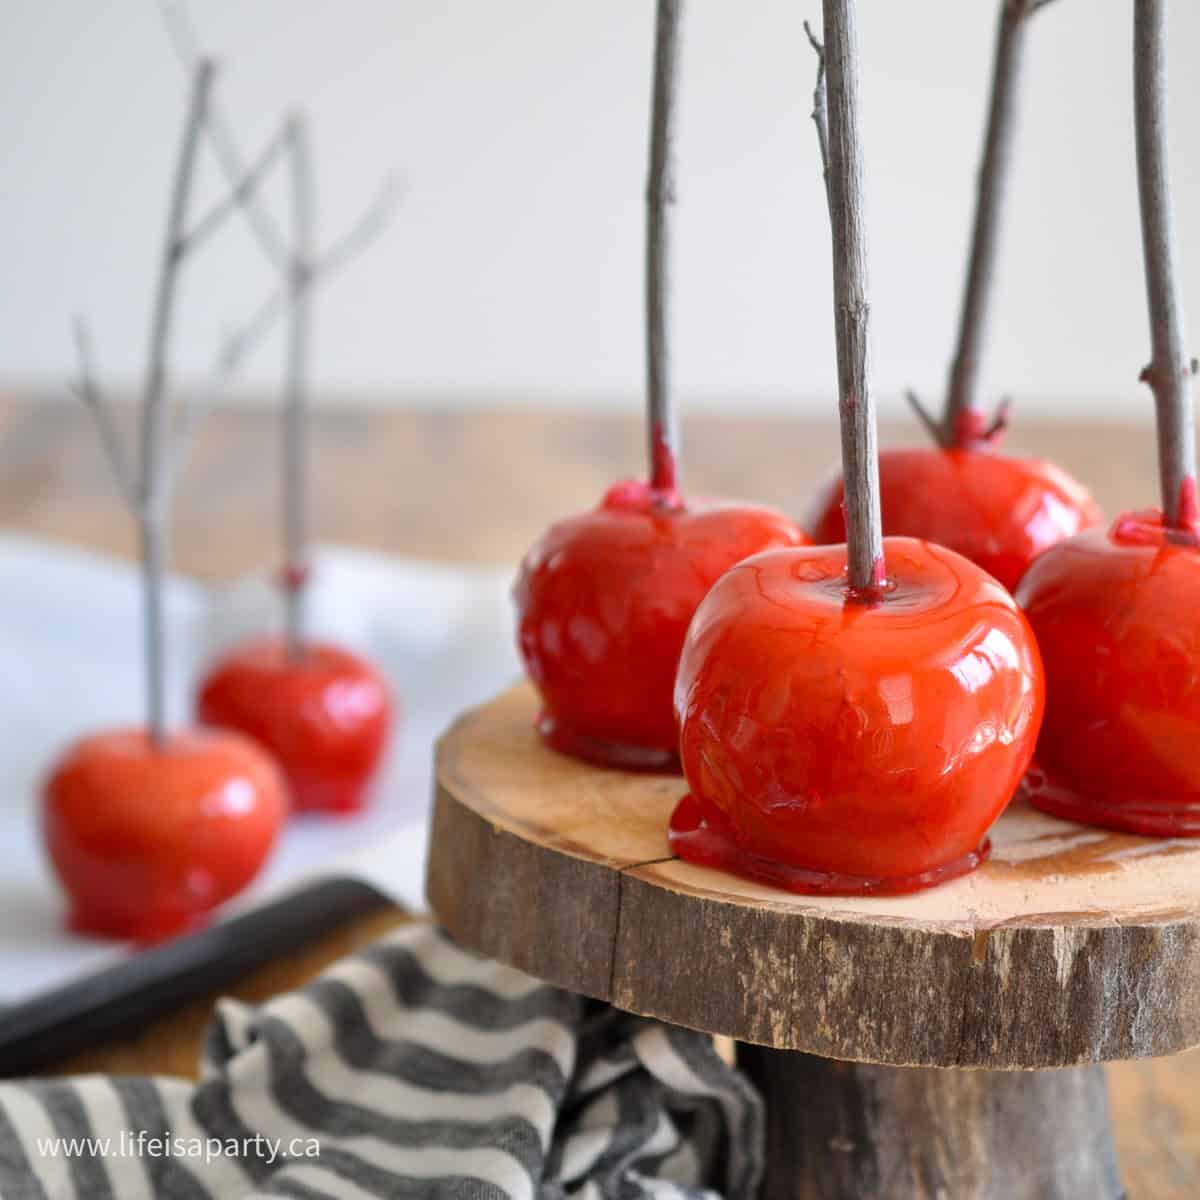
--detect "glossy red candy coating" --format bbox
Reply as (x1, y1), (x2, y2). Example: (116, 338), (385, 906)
(515, 480), (806, 769)
(673, 537), (1044, 889)
(197, 638), (393, 815)
(808, 447), (1102, 591)
(1015, 512), (1200, 835)
(42, 727), (285, 942)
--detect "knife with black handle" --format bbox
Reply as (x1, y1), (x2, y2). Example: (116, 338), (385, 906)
(0, 877), (392, 1077)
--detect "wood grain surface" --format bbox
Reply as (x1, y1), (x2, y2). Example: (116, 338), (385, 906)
(1, 396), (1195, 1195)
(740, 1046), (1122, 1200)
(430, 683), (1200, 1069)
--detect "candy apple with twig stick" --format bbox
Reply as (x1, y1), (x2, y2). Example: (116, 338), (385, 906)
(669, 0), (1045, 894)
(807, 0), (1100, 591)
(514, 0), (806, 771)
(191, 100), (398, 816)
(1016, 0), (1200, 835)
(42, 61), (288, 942)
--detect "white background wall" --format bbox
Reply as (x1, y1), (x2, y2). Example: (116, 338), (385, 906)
(3, 1), (1200, 416)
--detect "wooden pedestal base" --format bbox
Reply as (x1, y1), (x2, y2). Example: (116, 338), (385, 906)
(740, 1046), (1123, 1200)
(427, 687), (1200, 1198)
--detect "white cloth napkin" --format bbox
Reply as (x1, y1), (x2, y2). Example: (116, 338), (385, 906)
(0, 535), (521, 1004)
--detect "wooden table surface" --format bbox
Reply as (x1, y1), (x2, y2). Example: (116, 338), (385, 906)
(3, 397), (1196, 1197)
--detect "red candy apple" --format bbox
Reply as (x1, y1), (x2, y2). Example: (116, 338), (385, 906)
(1015, 506), (1200, 835)
(671, 537), (1045, 893)
(197, 637), (392, 815)
(512, 0), (807, 769)
(515, 478), (806, 769)
(1013, 0), (1200, 837)
(43, 728), (286, 942)
(808, 424), (1102, 592)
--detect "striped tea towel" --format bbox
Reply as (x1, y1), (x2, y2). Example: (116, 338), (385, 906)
(0, 924), (763, 1198)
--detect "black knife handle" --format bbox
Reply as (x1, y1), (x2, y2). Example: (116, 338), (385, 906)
(0, 877), (393, 1077)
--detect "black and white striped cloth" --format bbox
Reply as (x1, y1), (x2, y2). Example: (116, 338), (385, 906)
(0, 925), (763, 1198)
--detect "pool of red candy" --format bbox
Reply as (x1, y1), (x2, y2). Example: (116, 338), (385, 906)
(1015, 504), (1200, 836)
(808, 446), (1101, 591)
(668, 792), (990, 896)
(197, 637), (393, 815)
(671, 537), (1044, 892)
(515, 478), (805, 770)
(42, 727), (285, 942)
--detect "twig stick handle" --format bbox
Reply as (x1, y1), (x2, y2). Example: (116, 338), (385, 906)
(140, 516), (167, 747)
(284, 115), (314, 660)
(821, 0), (883, 594)
(140, 58), (213, 745)
(1134, 0), (1197, 526)
(943, 0), (1041, 444)
(645, 0), (683, 492)
(141, 60), (212, 511)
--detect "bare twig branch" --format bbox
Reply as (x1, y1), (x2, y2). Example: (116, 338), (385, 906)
(905, 388), (945, 447)
(803, 21), (831, 212)
(179, 121), (291, 256)
(141, 60), (213, 513)
(164, 0), (396, 650)
(137, 58), (214, 745)
(1134, 0), (1196, 527)
(163, 0), (395, 286)
(160, 0), (292, 272)
(207, 187), (393, 347)
(71, 317), (138, 505)
(72, 56), (277, 744)
(279, 139), (393, 657)
(313, 175), (400, 284)
(165, 220), (378, 475)
(71, 314), (100, 395)
(220, 283), (289, 366)
(162, 286), (292, 486)
(818, 0), (883, 596)
(283, 114), (315, 660)
(803, 21), (825, 62)
(645, 0), (683, 492)
(943, 0), (1049, 446)
(984, 394), (1012, 441)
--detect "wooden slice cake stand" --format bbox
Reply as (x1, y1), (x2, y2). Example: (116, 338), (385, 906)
(426, 684), (1200, 1198)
